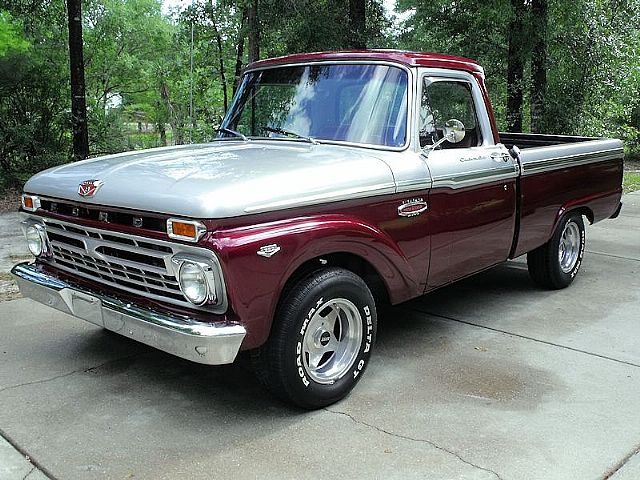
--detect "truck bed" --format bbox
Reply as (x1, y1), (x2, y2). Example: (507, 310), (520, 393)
(499, 132), (596, 150)
(500, 132), (624, 258)
(499, 132), (624, 176)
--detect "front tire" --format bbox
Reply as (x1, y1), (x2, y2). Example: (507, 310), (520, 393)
(527, 211), (586, 289)
(254, 268), (377, 409)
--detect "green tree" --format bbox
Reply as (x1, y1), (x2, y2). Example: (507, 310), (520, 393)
(0, 11), (30, 56)
(0, 2), (71, 188)
(395, 0), (640, 152)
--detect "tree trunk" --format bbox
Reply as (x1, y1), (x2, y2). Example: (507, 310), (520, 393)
(160, 81), (183, 145)
(348, 0), (366, 49)
(158, 122), (167, 147)
(248, 0), (259, 63)
(66, 0), (89, 160)
(233, 8), (247, 95)
(506, 0), (526, 132)
(530, 0), (547, 133)
(209, 15), (229, 114)
(215, 32), (228, 113)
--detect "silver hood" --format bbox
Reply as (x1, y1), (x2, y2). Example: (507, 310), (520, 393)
(24, 141), (397, 219)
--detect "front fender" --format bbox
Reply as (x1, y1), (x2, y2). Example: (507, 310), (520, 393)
(207, 214), (422, 349)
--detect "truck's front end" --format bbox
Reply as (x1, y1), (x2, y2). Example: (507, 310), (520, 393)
(14, 195), (246, 365)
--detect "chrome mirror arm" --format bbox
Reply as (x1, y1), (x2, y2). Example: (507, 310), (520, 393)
(420, 118), (465, 158)
(431, 132), (455, 151)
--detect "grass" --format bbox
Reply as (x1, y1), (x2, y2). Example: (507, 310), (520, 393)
(623, 172), (640, 193)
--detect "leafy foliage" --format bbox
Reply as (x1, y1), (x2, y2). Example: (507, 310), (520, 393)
(0, 1), (70, 189)
(0, 0), (639, 191)
(0, 11), (30, 56)
(395, 0), (640, 153)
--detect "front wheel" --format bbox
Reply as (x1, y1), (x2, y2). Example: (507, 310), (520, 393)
(254, 268), (377, 409)
(527, 211), (586, 289)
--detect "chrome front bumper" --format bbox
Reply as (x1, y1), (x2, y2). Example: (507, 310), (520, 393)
(11, 262), (246, 365)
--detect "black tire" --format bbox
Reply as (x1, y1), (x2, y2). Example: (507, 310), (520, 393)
(253, 268), (377, 409)
(527, 211), (586, 289)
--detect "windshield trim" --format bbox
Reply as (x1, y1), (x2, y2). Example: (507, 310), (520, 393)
(228, 61), (414, 152)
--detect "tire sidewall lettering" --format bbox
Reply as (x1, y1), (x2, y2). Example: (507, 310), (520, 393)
(568, 219), (586, 279)
(296, 300), (322, 388)
(353, 303), (373, 378)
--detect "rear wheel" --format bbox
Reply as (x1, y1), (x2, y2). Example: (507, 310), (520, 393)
(254, 268), (377, 409)
(527, 211), (585, 289)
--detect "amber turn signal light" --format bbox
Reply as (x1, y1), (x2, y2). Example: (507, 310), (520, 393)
(21, 194), (41, 212)
(172, 222), (196, 238)
(167, 218), (206, 242)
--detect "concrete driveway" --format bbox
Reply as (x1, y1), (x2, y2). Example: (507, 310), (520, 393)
(1, 193), (638, 480)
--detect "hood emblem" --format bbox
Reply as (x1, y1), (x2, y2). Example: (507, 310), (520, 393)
(78, 179), (104, 197)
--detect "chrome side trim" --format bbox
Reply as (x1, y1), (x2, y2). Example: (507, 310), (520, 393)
(431, 164), (518, 189)
(394, 177), (433, 192)
(243, 182), (396, 214)
(521, 148), (624, 176)
(11, 262), (246, 365)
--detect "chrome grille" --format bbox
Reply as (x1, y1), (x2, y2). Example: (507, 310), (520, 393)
(36, 218), (223, 311)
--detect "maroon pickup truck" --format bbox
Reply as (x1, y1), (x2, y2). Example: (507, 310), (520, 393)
(13, 50), (624, 408)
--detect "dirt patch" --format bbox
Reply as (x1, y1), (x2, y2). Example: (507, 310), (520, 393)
(0, 272), (14, 281)
(0, 276), (19, 302)
(625, 158), (640, 172)
(9, 255), (31, 263)
(0, 290), (21, 302)
(0, 189), (21, 214)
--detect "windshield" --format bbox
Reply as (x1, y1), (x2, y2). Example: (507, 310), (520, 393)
(219, 64), (408, 148)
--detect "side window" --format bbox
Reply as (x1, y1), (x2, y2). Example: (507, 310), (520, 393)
(419, 79), (483, 149)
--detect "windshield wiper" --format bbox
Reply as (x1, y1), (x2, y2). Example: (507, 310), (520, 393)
(262, 126), (319, 145)
(216, 127), (249, 142)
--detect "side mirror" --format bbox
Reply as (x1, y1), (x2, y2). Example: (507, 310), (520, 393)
(443, 119), (465, 144)
(423, 118), (466, 154)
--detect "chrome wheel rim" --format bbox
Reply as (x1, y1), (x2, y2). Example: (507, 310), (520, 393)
(302, 298), (363, 385)
(559, 221), (581, 273)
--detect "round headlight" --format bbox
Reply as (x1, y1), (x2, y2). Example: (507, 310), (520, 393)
(26, 225), (44, 257)
(178, 261), (209, 305)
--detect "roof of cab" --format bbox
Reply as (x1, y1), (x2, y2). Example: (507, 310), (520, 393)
(246, 49), (484, 75)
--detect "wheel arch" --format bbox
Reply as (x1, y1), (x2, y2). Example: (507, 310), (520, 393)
(276, 252), (390, 316)
(218, 213), (422, 350)
(554, 204), (594, 233)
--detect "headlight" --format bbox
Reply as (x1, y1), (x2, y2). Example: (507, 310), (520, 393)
(178, 261), (209, 305)
(25, 224), (46, 257)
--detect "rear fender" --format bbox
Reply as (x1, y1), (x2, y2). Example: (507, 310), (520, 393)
(551, 189), (622, 238)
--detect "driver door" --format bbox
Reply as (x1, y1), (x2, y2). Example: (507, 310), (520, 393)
(421, 76), (519, 289)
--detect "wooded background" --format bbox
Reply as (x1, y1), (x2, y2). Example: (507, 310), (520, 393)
(1, 0), (639, 191)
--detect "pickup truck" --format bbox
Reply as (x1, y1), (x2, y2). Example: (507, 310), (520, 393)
(12, 50), (624, 409)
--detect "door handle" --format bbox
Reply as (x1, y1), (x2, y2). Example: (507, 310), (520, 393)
(490, 152), (510, 163)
